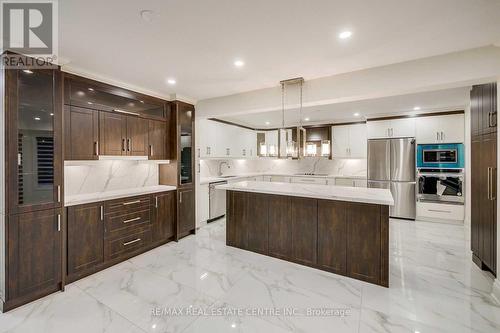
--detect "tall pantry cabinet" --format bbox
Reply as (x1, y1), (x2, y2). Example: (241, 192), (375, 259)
(2, 65), (64, 311)
(471, 82), (497, 275)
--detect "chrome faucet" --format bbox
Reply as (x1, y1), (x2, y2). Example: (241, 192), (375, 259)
(218, 161), (230, 176)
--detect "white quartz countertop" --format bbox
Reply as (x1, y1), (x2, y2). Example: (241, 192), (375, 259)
(216, 181), (394, 206)
(65, 185), (177, 207)
(200, 173), (367, 185)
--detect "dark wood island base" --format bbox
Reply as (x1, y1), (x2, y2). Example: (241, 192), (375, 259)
(226, 190), (389, 287)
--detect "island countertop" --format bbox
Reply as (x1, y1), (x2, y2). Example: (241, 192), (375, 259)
(216, 181), (394, 206)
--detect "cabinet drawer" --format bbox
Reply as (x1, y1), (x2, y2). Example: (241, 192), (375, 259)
(105, 209), (151, 234)
(104, 228), (152, 261)
(416, 202), (464, 222)
(290, 177), (328, 185)
(105, 195), (150, 214)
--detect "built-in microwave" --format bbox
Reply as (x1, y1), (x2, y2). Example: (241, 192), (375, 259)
(417, 143), (464, 169)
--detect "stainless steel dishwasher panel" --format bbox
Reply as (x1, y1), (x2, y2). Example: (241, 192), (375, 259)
(209, 181), (227, 221)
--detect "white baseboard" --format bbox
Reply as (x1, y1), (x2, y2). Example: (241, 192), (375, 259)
(492, 279), (500, 305)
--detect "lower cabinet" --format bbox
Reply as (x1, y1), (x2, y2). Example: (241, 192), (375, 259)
(65, 190), (176, 283)
(178, 186), (195, 238)
(152, 191), (176, 243)
(67, 202), (104, 279)
(226, 191), (389, 287)
(6, 209), (63, 307)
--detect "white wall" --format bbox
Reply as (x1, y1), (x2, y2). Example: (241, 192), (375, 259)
(197, 46), (500, 118)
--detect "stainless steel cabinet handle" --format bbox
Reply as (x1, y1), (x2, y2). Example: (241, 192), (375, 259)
(100, 206), (104, 221)
(57, 214), (61, 231)
(123, 217), (141, 224)
(428, 209), (452, 213)
(487, 167), (492, 200)
(123, 200), (140, 205)
(122, 138), (126, 151)
(94, 141), (99, 156)
(155, 196), (158, 208)
(123, 238), (141, 246)
(150, 145), (154, 157)
(441, 132), (444, 141)
(436, 132), (439, 141)
(180, 191), (183, 203)
(488, 112), (497, 127)
(127, 138), (131, 151)
(57, 186), (61, 203)
(492, 167), (497, 200)
(226, 148), (230, 156)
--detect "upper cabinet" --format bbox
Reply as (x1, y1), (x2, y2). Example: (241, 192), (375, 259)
(197, 119), (257, 159)
(6, 68), (63, 214)
(332, 123), (367, 158)
(63, 74), (170, 160)
(367, 118), (415, 139)
(176, 102), (195, 185)
(416, 113), (465, 143)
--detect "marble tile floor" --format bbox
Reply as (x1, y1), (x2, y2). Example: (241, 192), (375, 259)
(1, 218), (500, 333)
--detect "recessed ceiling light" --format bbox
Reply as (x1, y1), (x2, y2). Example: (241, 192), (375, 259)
(413, 106), (421, 111)
(88, 87), (94, 91)
(22, 69), (33, 74)
(139, 100), (144, 103)
(76, 91), (85, 96)
(304, 117), (310, 121)
(353, 112), (360, 117)
(140, 9), (155, 22)
(339, 30), (353, 39)
(167, 78), (176, 85)
(34, 117), (41, 121)
(265, 121), (270, 125)
(231, 323), (237, 328)
(50, 113), (54, 116)
(234, 59), (245, 68)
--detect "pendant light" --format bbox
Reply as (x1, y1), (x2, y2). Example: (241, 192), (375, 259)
(278, 77), (304, 159)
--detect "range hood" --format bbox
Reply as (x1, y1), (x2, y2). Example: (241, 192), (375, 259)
(278, 78), (306, 159)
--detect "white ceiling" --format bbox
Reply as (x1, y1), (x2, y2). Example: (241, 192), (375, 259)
(219, 87), (471, 128)
(59, 0), (500, 101)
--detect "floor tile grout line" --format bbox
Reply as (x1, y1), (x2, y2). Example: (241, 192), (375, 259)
(73, 284), (149, 333)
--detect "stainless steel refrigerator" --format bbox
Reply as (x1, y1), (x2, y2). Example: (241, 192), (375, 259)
(367, 138), (416, 219)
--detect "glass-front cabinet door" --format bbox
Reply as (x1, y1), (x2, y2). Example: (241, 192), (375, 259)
(7, 68), (62, 214)
(177, 102), (194, 185)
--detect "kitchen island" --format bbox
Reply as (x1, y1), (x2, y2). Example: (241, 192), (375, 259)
(216, 181), (394, 287)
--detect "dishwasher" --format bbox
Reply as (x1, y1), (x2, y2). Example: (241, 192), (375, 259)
(208, 181), (227, 222)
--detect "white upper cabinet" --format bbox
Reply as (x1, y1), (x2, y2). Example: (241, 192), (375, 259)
(197, 119), (258, 159)
(416, 114), (464, 143)
(331, 123), (367, 158)
(367, 118), (415, 139)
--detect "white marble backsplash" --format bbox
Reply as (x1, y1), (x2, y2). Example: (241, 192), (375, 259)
(65, 160), (160, 196)
(200, 157), (367, 178)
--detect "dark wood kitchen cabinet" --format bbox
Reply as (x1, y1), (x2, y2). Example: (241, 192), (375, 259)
(98, 112), (148, 157)
(127, 116), (149, 156)
(5, 68), (63, 214)
(148, 120), (167, 160)
(226, 190), (390, 287)
(177, 187), (195, 238)
(471, 82), (497, 276)
(99, 111), (127, 156)
(317, 200), (347, 275)
(290, 197), (317, 265)
(268, 195), (292, 259)
(151, 191), (176, 243)
(6, 209), (62, 308)
(65, 106), (99, 160)
(67, 202), (104, 280)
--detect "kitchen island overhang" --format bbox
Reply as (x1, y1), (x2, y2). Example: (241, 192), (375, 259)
(216, 181), (394, 287)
